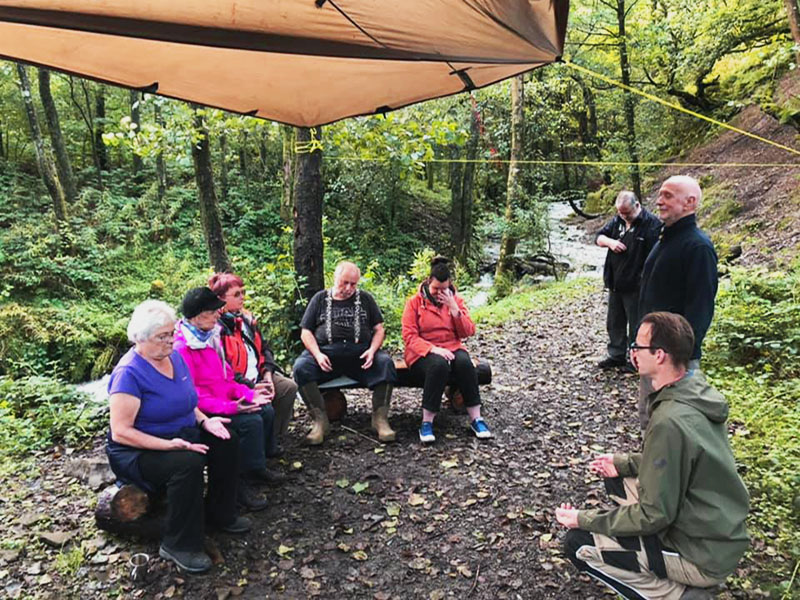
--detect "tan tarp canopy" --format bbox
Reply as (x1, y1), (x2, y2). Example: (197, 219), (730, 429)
(0, 1), (569, 127)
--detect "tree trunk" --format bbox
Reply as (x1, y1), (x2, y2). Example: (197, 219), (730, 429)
(426, 162), (435, 190)
(293, 126), (325, 302)
(130, 90), (143, 182)
(495, 76), (524, 281)
(617, 0), (642, 202)
(785, 0), (800, 66)
(280, 125), (295, 223)
(239, 130), (249, 175)
(219, 132), (228, 202)
(191, 108), (231, 273)
(17, 64), (68, 230)
(38, 68), (78, 206)
(450, 109), (479, 264)
(154, 103), (167, 202)
(260, 127), (269, 176)
(95, 87), (109, 173)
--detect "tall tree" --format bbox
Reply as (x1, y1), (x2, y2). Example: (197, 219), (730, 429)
(293, 126), (324, 302)
(450, 106), (479, 264)
(785, 0), (800, 66)
(94, 86), (109, 172)
(154, 101), (167, 202)
(37, 68), (78, 205)
(129, 90), (143, 181)
(219, 131), (229, 202)
(280, 125), (295, 223)
(615, 0), (642, 201)
(17, 64), (68, 230)
(495, 76), (524, 281)
(191, 107), (230, 272)
(67, 77), (103, 189)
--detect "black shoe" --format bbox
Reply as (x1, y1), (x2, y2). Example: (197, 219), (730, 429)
(159, 545), (212, 574)
(680, 587), (714, 600)
(247, 467), (287, 486)
(265, 445), (285, 459)
(236, 481), (269, 512)
(597, 357), (625, 369)
(218, 515), (252, 534)
(622, 362), (637, 374)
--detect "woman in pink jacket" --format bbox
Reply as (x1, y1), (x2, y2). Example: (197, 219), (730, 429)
(174, 287), (281, 512)
(402, 257), (492, 444)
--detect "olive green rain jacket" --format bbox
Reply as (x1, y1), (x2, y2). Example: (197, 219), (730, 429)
(578, 370), (750, 579)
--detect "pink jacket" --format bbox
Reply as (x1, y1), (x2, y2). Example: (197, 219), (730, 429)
(173, 326), (254, 416)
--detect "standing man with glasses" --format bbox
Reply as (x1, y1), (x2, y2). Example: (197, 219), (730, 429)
(554, 312), (749, 600)
(637, 175), (718, 429)
(596, 191), (661, 372)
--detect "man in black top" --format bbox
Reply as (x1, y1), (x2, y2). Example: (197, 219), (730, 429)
(293, 261), (398, 445)
(595, 191), (661, 371)
(637, 175), (718, 429)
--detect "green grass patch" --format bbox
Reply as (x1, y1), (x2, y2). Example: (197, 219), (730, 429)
(472, 277), (597, 326)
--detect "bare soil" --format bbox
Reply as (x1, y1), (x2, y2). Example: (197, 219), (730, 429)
(0, 287), (777, 599)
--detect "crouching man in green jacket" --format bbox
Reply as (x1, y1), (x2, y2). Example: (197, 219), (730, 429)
(554, 311), (749, 600)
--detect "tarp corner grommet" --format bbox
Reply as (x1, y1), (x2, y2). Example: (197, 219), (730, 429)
(315, 0), (327, 7)
(138, 82), (159, 93)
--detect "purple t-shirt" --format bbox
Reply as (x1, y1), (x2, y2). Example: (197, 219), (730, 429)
(108, 348), (198, 437)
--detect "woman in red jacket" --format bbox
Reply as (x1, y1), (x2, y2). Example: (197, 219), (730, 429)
(402, 257), (492, 443)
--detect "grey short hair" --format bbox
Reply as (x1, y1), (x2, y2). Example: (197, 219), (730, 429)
(615, 191), (638, 208)
(127, 300), (176, 343)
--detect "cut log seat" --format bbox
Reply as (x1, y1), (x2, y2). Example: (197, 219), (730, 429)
(318, 358), (492, 390)
(95, 483), (163, 539)
(318, 358), (492, 421)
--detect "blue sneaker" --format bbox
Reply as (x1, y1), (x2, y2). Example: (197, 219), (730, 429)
(470, 418), (492, 439)
(419, 422), (435, 443)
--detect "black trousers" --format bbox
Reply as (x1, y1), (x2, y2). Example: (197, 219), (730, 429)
(138, 429), (240, 552)
(607, 289), (639, 362)
(410, 349), (480, 413)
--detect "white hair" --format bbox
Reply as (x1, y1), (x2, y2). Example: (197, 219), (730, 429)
(615, 191), (639, 208)
(127, 300), (176, 343)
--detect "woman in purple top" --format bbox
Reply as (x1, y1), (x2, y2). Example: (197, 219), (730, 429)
(107, 300), (251, 574)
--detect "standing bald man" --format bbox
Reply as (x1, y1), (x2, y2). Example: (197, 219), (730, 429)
(637, 176), (718, 429)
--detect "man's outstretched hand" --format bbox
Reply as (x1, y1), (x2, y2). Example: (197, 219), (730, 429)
(555, 502), (579, 529)
(589, 453), (619, 478)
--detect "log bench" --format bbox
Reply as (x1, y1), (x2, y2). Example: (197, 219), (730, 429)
(318, 357), (492, 420)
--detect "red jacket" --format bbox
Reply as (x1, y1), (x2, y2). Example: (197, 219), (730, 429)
(402, 283), (476, 367)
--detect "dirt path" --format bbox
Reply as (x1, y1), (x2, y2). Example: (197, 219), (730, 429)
(0, 283), (759, 599)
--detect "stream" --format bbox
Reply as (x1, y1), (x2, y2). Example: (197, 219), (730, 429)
(469, 201), (606, 308)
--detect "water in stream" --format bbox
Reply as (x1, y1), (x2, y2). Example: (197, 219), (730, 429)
(469, 201), (606, 308)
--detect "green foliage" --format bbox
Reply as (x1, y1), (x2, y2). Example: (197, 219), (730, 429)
(702, 265), (800, 585)
(705, 266), (800, 379)
(0, 376), (106, 455)
(584, 185), (618, 216)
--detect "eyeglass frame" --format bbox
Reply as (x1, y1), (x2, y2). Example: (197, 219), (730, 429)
(629, 342), (661, 353)
(151, 332), (175, 344)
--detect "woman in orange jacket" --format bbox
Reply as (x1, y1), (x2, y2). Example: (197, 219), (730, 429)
(401, 257), (492, 443)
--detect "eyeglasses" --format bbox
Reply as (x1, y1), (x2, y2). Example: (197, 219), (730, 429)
(152, 332), (175, 344)
(629, 342), (661, 353)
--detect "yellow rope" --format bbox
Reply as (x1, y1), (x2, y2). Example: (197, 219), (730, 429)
(324, 156), (800, 168)
(561, 58), (800, 158)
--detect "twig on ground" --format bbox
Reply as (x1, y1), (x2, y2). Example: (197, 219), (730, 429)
(467, 563), (481, 597)
(363, 516), (386, 532)
(340, 425), (381, 445)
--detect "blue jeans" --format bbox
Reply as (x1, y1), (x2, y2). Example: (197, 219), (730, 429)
(226, 404), (276, 473)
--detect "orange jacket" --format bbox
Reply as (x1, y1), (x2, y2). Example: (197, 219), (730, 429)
(401, 283), (476, 367)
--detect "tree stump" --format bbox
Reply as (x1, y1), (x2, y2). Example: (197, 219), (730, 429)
(95, 484), (163, 539)
(322, 389), (347, 421)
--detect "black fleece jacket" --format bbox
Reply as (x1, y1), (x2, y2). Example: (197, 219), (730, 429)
(638, 214), (718, 360)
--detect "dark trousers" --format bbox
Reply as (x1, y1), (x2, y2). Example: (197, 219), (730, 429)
(607, 289), (639, 362)
(227, 404), (275, 473)
(410, 349), (480, 414)
(138, 429), (240, 552)
(293, 342), (397, 389)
